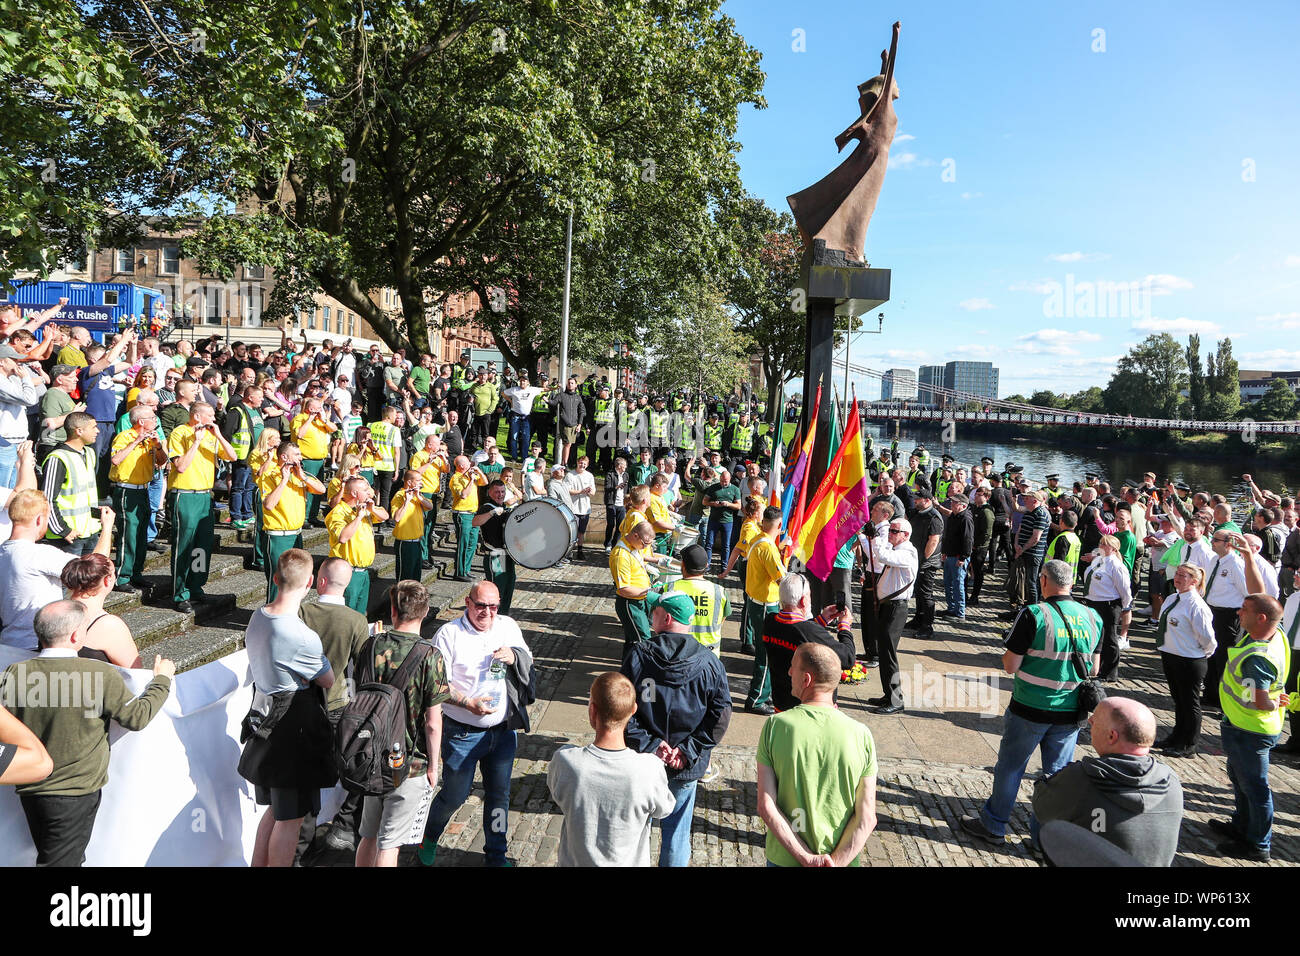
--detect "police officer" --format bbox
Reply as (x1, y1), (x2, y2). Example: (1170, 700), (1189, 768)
(702, 412), (724, 457)
(647, 396), (672, 462)
(726, 412), (755, 462)
(167, 401), (238, 612)
(366, 404), (402, 517)
(1044, 474), (1064, 500)
(591, 384), (616, 474)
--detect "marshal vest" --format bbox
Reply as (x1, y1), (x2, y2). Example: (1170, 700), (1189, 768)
(1049, 531), (1082, 579)
(669, 578), (727, 647)
(368, 421), (400, 472)
(1011, 600), (1102, 714)
(1220, 629), (1291, 736)
(44, 446), (102, 540)
(231, 404), (265, 461)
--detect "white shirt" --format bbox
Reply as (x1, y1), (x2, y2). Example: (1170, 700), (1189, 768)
(433, 613), (529, 728)
(0, 371), (45, 440)
(1182, 537), (1216, 577)
(0, 538), (75, 651)
(1282, 591), (1300, 650)
(503, 385), (543, 416)
(566, 470), (595, 516)
(145, 353), (175, 385)
(1250, 552), (1279, 599)
(523, 471), (545, 500)
(1201, 550), (1249, 609)
(1155, 588), (1217, 659)
(0, 484), (13, 541)
(863, 534), (918, 602)
(1082, 553), (1132, 607)
(1146, 529), (1177, 577)
(333, 352), (357, 385)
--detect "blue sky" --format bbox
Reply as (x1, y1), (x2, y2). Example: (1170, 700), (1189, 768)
(725, 0), (1300, 399)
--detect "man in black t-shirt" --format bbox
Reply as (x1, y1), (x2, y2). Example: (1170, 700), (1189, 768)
(905, 486), (944, 640)
(472, 480), (516, 613)
(762, 573), (855, 712)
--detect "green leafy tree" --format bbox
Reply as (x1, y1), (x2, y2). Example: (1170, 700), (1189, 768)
(1067, 386), (1104, 413)
(643, 285), (752, 398)
(1029, 389), (1064, 409)
(1201, 337), (1240, 421)
(1103, 333), (1188, 419)
(1254, 378), (1297, 421)
(1185, 333), (1204, 419)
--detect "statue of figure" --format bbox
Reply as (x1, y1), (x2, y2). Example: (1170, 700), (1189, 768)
(787, 21), (900, 268)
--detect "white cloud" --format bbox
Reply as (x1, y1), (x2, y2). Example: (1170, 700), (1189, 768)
(1141, 274), (1194, 295)
(1285, 255), (1300, 268)
(1241, 349), (1300, 367)
(1012, 328), (1101, 356)
(864, 348), (930, 365)
(1009, 278), (1058, 295)
(1047, 252), (1108, 263)
(894, 133), (916, 144)
(1257, 312), (1300, 330)
(888, 152), (918, 169)
(1131, 316), (1220, 335)
(950, 343), (1000, 358)
(958, 297), (995, 311)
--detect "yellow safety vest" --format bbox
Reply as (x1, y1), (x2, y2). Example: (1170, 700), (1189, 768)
(1220, 629), (1291, 737)
(594, 398), (615, 425)
(44, 447), (101, 540)
(669, 577), (729, 648)
(703, 423), (723, 450)
(731, 424), (754, 453)
(368, 421), (400, 472)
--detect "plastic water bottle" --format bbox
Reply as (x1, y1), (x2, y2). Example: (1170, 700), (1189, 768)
(487, 659), (506, 709)
(388, 742), (404, 788)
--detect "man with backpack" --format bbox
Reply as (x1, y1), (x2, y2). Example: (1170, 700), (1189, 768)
(350, 580), (452, 867)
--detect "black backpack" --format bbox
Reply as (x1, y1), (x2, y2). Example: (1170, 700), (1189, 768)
(336, 637), (434, 796)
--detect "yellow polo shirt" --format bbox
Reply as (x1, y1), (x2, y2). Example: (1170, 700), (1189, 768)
(389, 488), (425, 541)
(346, 441), (378, 471)
(248, 448), (269, 475)
(256, 463), (308, 532)
(736, 518), (762, 559)
(609, 539), (651, 593)
(292, 413), (334, 460)
(450, 471), (487, 512)
(620, 509), (649, 539)
(410, 450), (450, 495)
(646, 494), (673, 531)
(326, 502), (379, 567)
(167, 424), (220, 491)
(325, 473), (355, 505)
(745, 535), (786, 605)
(110, 428), (160, 485)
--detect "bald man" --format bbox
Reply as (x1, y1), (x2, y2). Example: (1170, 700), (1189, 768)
(1031, 698), (1183, 866)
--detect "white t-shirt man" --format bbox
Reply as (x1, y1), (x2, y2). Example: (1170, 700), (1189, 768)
(433, 612), (529, 729)
(0, 538), (76, 650)
(503, 385), (544, 417)
(565, 469), (596, 517)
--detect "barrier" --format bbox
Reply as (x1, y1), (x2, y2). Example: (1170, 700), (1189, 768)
(0, 647), (343, 867)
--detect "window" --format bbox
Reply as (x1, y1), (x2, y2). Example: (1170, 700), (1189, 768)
(205, 286), (223, 324)
(308, 309), (316, 330)
(245, 263), (265, 280)
(245, 286), (263, 327)
(336, 311), (343, 334)
(323, 306), (331, 328)
(160, 247), (180, 275)
(347, 314), (355, 336)
(103, 290), (119, 306)
(116, 249), (135, 273)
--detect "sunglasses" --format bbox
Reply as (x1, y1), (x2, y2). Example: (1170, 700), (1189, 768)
(468, 599), (499, 611)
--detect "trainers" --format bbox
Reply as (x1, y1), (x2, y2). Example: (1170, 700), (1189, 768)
(1216, 839), (1269, 863)
(417, 840), (439, 866)
(960, 813), (1007, 846)
(699, 765), (721, 784)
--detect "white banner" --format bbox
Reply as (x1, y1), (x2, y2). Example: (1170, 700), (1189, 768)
(0, 647), (344, 866)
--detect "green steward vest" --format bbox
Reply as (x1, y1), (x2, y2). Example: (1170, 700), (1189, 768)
(1220, 629), (1290, 736)
(669, 578), (728, 647)
(1011, 600), (1101, 714)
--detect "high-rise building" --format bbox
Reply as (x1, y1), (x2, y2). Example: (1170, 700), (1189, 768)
(918, 365), (944, 405)
(881, 368), (918, 401)
(944, 361), (999, 401)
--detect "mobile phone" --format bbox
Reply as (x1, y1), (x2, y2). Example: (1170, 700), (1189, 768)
(836, 590), (847, 613)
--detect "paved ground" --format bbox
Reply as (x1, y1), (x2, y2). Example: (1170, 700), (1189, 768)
(300, 521), (1300, 868)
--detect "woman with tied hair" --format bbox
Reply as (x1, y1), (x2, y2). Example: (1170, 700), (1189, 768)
(1153, 562), (1216, 757)
(1081, 533), (1132, 682)
(125, 366), (156, 410)
(60, 553), (142, 668)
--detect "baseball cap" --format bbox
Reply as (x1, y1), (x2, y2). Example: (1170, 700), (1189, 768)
(681, 545), (709, 574)
(645, 590), (695, 625)
(186, 356), (207, 368)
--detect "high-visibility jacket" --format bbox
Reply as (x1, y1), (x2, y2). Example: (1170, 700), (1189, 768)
(532, 390), (552, 413)
(44, 446), (101, 540)
(231, 403), (264, 461)
(703, 422), (724, 451)
(1048, 531), (1082, 580)
(648, 410), (670, 446)
(905, 469), (920, 489)
(594, 398), (615, 425)
(1011, 600), (1102, 714)
(730, 424), (754, 453)
(669, 577), (730, 649)
(451, 364), (473, 390)
(936, 478), (951, 502)
(368, 420), (401, 473)
(1046, 486), (1064, 499)
(672, 414), (696, 450)
(1220, 629), (1291, 736)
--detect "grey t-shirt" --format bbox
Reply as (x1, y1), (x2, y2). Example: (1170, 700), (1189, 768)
(547, 744), (676, 866)
(245, 607), (330, 694)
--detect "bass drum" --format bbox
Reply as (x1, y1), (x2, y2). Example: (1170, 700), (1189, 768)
(504, 497), (578, 570)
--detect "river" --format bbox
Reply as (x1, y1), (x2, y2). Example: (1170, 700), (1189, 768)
(862, 423), (1296, 512)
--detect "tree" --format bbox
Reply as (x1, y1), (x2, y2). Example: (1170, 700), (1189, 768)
(643, 285), (752, 399)
(1067, 386), (1104, 413)
(1201, 337), (1241, 421)
(1185, 334), (1204, 419)
(1254, 378), (1297, 421)
(1029, 389), (1064, 409)
(181, 0), (765, 366)
(1103, 333), (1188, 419)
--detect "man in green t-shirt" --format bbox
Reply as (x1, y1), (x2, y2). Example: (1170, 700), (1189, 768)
(702, 469), (742, 570)
(409, 353), (433, 400)
(756, 643), (877, 867)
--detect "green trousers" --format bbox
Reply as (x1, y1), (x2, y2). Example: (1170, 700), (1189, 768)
(453, 511), (478, 578)
(264, 530), (304, 602)
(616, 595), (651, 659)
(171, 490), (214, 604)
(744, 600), (779, 708)
(344, 566), (370, 615)
(484, 551), (517, 614)
(251, 489), (267, 569)
(421, 492), (440, 562)
(302, 457), (325, 522)
(110, 485), (149, 585)
(396, 539), (424, 582)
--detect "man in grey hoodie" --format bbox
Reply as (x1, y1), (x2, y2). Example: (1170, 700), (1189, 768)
(1032, 697), (1184, 866)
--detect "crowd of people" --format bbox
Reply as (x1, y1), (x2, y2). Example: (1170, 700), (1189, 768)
(0, 304), (1293, 867)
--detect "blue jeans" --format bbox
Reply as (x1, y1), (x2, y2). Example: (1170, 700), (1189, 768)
(147, 471), (164, 541)
(423, 720), (517, 863)
(943, 556), (968, 617)
(658, 778), (698, 867)
(980, 708), (1079, 840)
(230, 462), (253, 521)
(0, 437), (17, 490)
(1221, 720), (1281, 852)
(508, 412), (531, 460)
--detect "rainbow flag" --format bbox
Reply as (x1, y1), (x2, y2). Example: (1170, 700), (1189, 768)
(782, 384), (821, 552)
(794, 395), (872, 580)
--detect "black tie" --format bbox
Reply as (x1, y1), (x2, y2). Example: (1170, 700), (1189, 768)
(1154, 593), (1180, 644)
